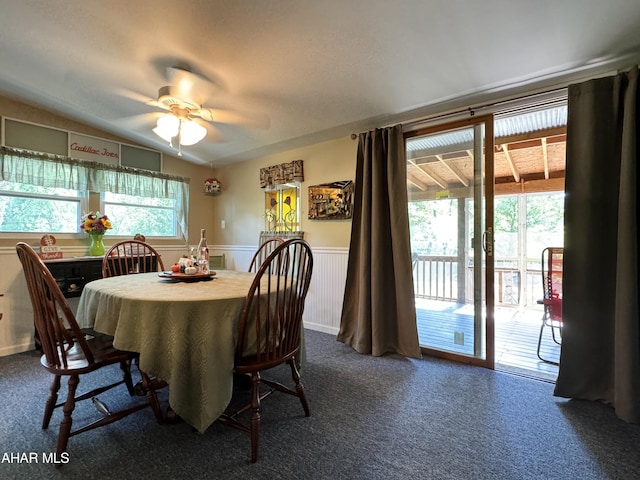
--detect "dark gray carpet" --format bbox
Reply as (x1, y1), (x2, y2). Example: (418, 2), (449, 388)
(1, 329), (639, 480)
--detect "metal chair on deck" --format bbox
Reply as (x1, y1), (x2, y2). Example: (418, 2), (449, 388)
(536, 247), (563, 364)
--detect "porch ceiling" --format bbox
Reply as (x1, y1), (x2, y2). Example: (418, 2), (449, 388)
(407, 108), (567, 199)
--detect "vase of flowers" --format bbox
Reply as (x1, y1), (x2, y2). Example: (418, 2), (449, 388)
(80, 212), (112, 256)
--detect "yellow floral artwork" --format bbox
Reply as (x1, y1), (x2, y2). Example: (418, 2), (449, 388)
(265, 187), (299, 232)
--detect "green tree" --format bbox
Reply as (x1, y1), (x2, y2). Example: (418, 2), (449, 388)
(494, 196), (518, 233)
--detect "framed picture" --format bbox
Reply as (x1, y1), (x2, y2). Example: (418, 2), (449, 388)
(308, 180), (354, 220)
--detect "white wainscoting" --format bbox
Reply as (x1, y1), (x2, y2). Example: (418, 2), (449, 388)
(0, 246), (37, 356)
(301, 247), (348, 334)
(212, 245), (348, 335)
(0, 244), (348, 356)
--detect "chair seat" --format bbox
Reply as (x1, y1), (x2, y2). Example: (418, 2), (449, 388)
(41, 333), (135, 375)
(234, 349), (299, 374)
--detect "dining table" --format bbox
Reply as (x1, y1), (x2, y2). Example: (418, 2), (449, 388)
(75, 268), (287, 433)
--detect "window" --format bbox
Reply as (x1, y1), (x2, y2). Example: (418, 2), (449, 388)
(0, 146), (189, 239)
(0, 181), (85, 233)
(103, 192), (176, 237)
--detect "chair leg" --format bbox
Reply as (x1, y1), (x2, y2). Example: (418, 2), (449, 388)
(43, 375), (61, 429)
(120, 360), (135, 396)
(536, 320), (546, 362)
(288, 358), (310, 417)
(537, 318), (559, 366)
(139, 369), (164, 424)
(57, 375), (79, 456)
(551, 323), (562, 344)
(250, 373), (261, 463)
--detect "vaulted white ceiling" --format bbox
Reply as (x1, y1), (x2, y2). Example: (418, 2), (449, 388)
(1, 1), (639, 166)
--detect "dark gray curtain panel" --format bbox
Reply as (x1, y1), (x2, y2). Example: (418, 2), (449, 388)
(554, 66), (640, 423)
(338, 125), (421, 358)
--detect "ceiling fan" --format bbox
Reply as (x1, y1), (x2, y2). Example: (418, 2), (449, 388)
(142, 66), (268, 155)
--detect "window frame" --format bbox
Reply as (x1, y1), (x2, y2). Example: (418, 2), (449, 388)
(0, 182), (88, 238)
(264, 183), (301, 233)
(101, 191), (180, 239)
(0, 145), (190, 242)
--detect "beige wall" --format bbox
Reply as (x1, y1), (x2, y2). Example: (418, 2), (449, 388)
(212, 136), (358, 248)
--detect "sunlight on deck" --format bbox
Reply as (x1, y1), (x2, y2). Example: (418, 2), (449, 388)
(416, 299), (560, 382)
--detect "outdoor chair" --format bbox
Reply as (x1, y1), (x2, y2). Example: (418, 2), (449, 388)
(536, 247), (563, 364)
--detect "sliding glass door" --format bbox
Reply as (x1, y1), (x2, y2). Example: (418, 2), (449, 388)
(406, 115), (494, 368)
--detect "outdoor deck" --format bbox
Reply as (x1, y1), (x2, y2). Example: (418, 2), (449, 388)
(416, 299), (560, 382)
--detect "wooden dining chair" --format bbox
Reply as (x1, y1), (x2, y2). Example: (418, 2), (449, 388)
(102, 240), (165, 277)
(248, 237), (284, 273)
(16, 242), (164, 458)
(221, 239), (313, 463)
(102, 240), (170, 401)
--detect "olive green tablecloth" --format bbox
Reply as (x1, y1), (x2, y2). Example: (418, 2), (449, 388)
(76, 270), (260, 433)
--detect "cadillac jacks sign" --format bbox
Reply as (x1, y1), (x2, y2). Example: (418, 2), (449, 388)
(69, 133), (119, 164)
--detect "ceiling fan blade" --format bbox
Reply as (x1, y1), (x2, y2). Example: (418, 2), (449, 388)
(199, 119), (224, 143)
(111, 87), (162, 108)
(146, 99), (170, 110)
(198, 108), (270, 129)
(166, 66), (217, 106)
(115, 112), (162, 129)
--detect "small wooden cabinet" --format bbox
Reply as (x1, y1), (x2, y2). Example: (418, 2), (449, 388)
(44, 256), (104, 298)
(34, 257), (104, 351)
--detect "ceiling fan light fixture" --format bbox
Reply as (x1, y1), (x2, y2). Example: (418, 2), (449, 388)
(178, 119), (207, 145)
(153, 114), (180, 142)
(152, 114), (206, 147)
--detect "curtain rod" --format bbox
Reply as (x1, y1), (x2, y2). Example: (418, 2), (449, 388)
(404, 87), (568, 129)
(351, 86), (569, 140)
(351, 61), (640, 139)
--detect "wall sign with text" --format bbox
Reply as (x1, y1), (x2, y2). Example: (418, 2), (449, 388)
(69, 133), (119, 164)
(2, 118), (162, 170)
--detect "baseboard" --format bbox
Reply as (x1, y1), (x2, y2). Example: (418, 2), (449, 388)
(305, 322), (339, 336)
(0, 340), (35, 357)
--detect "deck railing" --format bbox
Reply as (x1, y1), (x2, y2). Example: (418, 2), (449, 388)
(412, 254), (544, 306)
(412, 255), (458, 302)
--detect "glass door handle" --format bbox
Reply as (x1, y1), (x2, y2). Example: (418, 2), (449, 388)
(482, 229), (494, 256)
